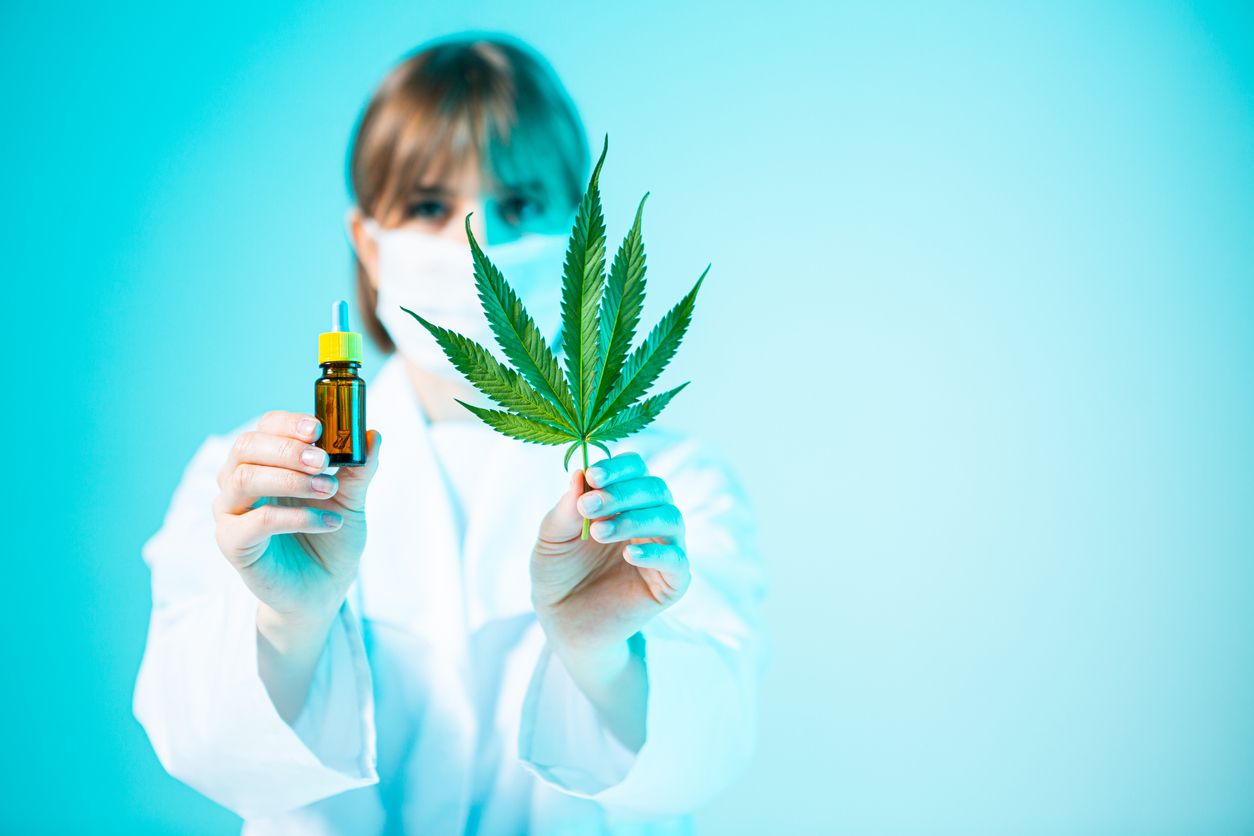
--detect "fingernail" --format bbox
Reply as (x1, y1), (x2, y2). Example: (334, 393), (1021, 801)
(297, 418), (319, 438)
(311, 475), (336, 495)
(321, 512), (342, 529)
(578, 493), (603, 515)
(624, 545), (643, 560)
(301, 447), (327, 469)
(591, 520), (615, 539)
(586, 467), (605, 487)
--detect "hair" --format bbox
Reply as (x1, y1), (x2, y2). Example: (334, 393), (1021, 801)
(347, 37), (589, 352)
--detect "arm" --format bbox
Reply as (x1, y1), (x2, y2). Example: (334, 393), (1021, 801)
(133, 413), (383, 819)
(553, 634), (649, 752)
(256, 604), (342, 725)
(524, 442), (767, 816)
(209, 411), (381, 723)
(531, 457), (686, 753)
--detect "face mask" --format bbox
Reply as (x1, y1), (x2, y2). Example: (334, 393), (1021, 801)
(357, 217), (568, 381)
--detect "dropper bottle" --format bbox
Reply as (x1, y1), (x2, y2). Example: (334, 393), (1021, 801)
(315, 300), (366, 467)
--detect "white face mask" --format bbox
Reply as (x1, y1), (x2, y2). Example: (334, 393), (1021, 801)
(357, 217), (568, 381)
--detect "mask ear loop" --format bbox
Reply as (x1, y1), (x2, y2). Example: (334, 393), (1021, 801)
(343, 208), (381, 256)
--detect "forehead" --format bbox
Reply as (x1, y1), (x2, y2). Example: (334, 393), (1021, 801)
(368, 84), (583, 216)
(411, 150), (481, 192)
(407, 139), (559, 200)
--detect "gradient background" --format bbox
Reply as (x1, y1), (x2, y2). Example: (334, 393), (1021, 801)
(3, 1), (1252, 833)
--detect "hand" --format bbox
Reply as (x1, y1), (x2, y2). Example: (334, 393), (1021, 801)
(530, 452), (690, 749)
(213, 411), (382, 621)
(212, 410), (381, 723)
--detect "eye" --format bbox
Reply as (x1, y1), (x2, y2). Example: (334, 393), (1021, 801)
(497, 194), (544, 227)
(404, 199), (450, 222)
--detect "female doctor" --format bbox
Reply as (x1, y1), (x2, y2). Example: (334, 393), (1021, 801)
(134, 37), (766, 836)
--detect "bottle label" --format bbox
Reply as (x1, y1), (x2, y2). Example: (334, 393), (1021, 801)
(315, 379), (366, 464)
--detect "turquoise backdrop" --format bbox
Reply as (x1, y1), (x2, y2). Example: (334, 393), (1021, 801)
(3, 1), (1251, 833)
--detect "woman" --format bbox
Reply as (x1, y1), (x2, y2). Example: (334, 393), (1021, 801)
(134, 36), (766, 835)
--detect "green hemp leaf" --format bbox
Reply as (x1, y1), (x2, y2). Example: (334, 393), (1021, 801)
(402, 137), (706, 538)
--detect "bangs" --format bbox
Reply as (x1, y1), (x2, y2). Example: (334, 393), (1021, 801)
(352, 39), (588, 221)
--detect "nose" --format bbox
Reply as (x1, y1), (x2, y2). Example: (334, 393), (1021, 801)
(438, 197), (488, 246)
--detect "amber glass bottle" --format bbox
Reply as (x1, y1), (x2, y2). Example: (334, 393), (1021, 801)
(315, 301), (366, 467)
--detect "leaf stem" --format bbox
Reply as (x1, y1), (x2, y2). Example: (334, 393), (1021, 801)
(580, 440), (591, 540)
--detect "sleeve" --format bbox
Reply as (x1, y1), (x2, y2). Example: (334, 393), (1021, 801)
(132, 430), (379, 820)
(517, 435), (769, 820)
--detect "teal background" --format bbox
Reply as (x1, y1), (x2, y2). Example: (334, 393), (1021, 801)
(3, 1), (1252, 833)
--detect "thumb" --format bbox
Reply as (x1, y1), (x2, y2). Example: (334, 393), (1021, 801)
(538, 466), (588, 544)
(331, 430), (382, 511)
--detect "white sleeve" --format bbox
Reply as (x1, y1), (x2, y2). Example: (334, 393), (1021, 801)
(517, 436), (768, 819)
(132, 431), (378, 820)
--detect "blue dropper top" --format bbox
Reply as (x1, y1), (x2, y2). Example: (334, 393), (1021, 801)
(318, 300), (362, 363)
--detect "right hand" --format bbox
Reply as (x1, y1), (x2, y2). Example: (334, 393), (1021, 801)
(213, 410), (382, 622)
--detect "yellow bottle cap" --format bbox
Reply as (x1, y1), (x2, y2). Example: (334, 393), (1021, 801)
(319, 331), (364, 363)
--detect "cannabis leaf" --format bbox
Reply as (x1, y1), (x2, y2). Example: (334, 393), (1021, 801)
(403, 137), (705, 538)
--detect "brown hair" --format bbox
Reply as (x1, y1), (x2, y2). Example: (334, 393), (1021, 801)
(347, 37), (588, 352)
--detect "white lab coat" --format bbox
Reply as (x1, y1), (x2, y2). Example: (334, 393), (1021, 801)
(134, 356), (767, 835)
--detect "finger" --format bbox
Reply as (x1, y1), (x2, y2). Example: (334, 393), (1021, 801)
(217, 410), (322, 486)
(216, 464), (338, 515)
(538, 467), (589, 543)
(219, 504), (343, 556)
(328, 430), (383, 511)
(589, 504), (685, 545)
(623, 543), (691, 604)
(577, 476), (672, 519)
(218, 431), (330, 490)
(584, 452), (648, 489)
(623, 543), (689, 575)
(336, 430), (382, 483)
(256, 410), (322, 442)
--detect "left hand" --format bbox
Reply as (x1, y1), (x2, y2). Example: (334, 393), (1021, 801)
(531, 452), (690, 658)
